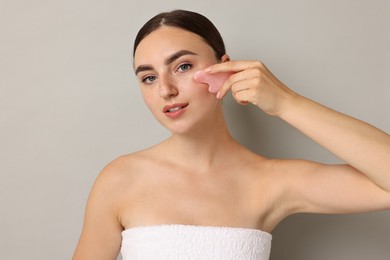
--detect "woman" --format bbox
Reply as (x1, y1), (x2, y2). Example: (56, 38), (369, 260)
(73, 9), (390, 260)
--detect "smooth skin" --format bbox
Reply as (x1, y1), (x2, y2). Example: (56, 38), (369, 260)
(73, 26), (390, 259)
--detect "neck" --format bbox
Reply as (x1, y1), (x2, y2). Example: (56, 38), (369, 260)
(161, 113), (238, 171)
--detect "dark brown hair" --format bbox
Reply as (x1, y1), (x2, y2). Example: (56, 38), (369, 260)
(133, 9), (226, 60)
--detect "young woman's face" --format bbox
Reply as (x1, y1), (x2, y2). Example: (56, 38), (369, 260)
(134, 26), (225, 134)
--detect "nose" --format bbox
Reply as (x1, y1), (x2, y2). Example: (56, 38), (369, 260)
(158, 74), (178, 98)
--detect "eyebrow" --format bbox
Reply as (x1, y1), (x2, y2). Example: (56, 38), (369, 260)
(135, 50), (197, 75)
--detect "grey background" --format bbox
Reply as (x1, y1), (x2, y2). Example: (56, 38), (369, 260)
(1, 0), (389, 259)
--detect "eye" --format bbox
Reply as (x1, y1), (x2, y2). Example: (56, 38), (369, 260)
(142, 75), (157, 84)
(177, 63), (192, 73)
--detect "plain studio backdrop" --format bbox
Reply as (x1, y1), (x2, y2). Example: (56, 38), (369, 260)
(1, 0), (389, 259)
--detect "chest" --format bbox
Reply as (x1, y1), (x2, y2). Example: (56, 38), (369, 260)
(118, 165), (278, 230)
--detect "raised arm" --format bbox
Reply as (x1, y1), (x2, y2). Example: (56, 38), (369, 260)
(280, 93), (390, 191)
(205, 60), (390, 213)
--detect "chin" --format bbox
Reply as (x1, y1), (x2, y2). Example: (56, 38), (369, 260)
(165, 123), (193, 135)
(156, 106), (221, 135)
(160, 119), (203, 136)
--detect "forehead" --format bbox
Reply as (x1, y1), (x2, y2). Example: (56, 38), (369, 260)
(134, 26), (214, 66)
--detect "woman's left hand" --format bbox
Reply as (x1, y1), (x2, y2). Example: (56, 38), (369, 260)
(206, 60), (297, 117)
(208, 59), (390, 211)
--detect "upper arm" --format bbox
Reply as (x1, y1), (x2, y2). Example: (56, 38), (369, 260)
(73, 162), (125, 260)
(282, 160), (390, 215)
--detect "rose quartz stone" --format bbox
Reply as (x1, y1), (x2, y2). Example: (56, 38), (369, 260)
(194, 71), (233, 93)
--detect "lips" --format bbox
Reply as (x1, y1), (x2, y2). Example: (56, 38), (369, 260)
(163, 103), (189, 113)
(163, 103), (189, 119)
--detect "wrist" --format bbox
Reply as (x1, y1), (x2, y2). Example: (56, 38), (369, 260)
(277, 89), (302, 119)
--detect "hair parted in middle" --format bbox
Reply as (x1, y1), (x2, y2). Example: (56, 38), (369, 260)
(133, 9), (226, 61)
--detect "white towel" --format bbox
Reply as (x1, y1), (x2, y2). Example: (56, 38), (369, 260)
(121, 224), (272, 260)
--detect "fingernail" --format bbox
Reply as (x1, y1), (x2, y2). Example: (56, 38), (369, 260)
(205, 66), (212, 72)
(216, 91), (221, 99)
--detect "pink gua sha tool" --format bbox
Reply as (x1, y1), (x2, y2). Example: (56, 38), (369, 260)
(193, 70), (233, 93)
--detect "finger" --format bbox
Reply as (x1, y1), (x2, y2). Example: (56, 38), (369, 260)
(233, 88), (257, 105)
(231, 77), (264, 105)
(217, 67), (262, 99)
(215, 74), (238, 99)
(233, 89), (251, 105)
(207, 60), (265, 74)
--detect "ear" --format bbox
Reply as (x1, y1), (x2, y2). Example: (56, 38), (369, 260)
(221, 54), (230, 62)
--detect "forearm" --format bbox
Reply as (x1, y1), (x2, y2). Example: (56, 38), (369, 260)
(207, 59), (390, 191)
(280, 94), (390, 191)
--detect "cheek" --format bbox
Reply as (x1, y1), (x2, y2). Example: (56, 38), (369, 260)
(178, 73), (213, 98)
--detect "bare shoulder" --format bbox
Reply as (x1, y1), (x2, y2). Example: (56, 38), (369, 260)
(91, 146), (167, 204)
(259, 156), (315, 168)
(94, 149), (154, 190)
(230, 154), (313, 231)
(72, 151), (153, 260)
(254, 157), (326, 197)
(244, 150), (318, 178)
(247, 157), (322, 226)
